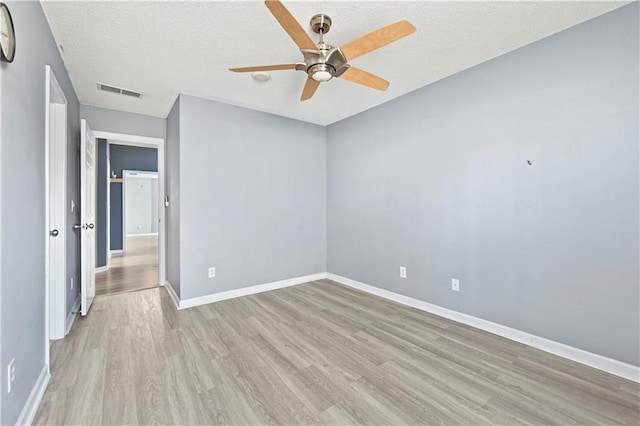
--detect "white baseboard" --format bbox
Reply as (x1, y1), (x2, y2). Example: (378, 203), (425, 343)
(176, 273), (327, 310)
(164, 281), (180, 309)
(15, 365), (50, 426)
(110, 249), (123, 255)
(65, 297), (81, 336)
(326, 273), (640, 383)
(95, 265), (108, 274)
(126, 233), (158, 237)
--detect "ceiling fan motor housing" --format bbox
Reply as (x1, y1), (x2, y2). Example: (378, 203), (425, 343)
(298, 44), (349, 81)
(292, 14), (349, 82)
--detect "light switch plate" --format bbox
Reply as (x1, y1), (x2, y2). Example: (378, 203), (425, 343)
(399, 266), (407, 278)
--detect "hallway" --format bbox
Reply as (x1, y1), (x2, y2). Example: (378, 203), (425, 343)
(96, 235), (158, 296)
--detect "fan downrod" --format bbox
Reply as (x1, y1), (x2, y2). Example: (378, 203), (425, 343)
(310, 14), (332, 34)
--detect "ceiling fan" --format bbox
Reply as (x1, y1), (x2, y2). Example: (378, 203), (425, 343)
(230, 0), (416, 101)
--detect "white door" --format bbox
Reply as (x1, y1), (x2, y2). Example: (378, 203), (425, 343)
(80, 119), (96, 316)
(46, 66), (68, 339)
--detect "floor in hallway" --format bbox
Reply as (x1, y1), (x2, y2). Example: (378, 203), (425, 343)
(34, 279), (639, 425)
(96, 234), (158, 296)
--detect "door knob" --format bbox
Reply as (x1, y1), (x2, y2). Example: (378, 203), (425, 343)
(50, 229), (59, 237)
(87, 223), (95, 229)
(73, 224), (82, 230)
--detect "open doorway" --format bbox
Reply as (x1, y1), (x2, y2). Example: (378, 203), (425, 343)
(92, 134), (165, 296)
(96, 169), (159, 295)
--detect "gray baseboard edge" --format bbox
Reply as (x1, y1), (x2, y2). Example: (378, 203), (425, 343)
(167, 273), (327, 310)
(164, 280), (180, 309)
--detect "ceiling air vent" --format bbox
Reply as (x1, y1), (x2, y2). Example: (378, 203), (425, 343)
(97, 83), (142, 98)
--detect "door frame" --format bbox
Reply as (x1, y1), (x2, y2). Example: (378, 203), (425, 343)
(0, 55), (2, 424)
(104, 142), (111, 271)
(44, 65), (68, 352)
(93, 132), (166, 287)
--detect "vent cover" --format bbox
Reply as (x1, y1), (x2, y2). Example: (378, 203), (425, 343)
(97, 83), (142, 98)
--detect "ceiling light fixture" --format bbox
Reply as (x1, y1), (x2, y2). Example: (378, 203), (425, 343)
(309, 63), (334, 82)
(251, 72), (271, 82)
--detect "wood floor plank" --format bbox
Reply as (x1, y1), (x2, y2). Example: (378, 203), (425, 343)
(496, 364), (639, 424)
(251, 334), (336, 415)
(199, 382), (263, 425)
(102, 325), (138, 425)
(32, 388), (70, 426)
(63, 348), (106, 425)
(34, 280), (640, 425)
(96, 235), (159, 296)
(162, 354), (209, 425)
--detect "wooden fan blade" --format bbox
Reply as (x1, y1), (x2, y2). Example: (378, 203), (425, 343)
(301, 78), (320, 101)
(264, 0), (317, 51)
(229, 64), (297, 73)
(339, 67), (390, 91)
(339, 20), (416, 61)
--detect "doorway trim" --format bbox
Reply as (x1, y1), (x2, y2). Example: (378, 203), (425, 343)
(45, 65), (68, 349)
(93, 132), (166, 287)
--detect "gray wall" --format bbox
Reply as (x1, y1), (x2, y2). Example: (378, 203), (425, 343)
(81, 104), (166, 139)
(0, 1), (80, 423)
(166, 97), (181, 297)
(108, 144), (157, 250)
(327, 4), (639, 366)
(96, 139), (108, 267)
(172, 95), (327, 300)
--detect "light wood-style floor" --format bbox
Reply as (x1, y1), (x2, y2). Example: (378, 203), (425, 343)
(35, 280), (639, 425)
(96, 235), (158, 296)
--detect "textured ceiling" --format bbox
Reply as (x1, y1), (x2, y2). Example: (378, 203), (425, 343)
(41, 1), (628, 125)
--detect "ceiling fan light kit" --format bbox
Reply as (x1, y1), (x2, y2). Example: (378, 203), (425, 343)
(230, 0), (416, 101)
(309, 64), (334, 82)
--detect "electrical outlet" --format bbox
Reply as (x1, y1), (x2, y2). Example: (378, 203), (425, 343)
(208, 267), (216, 278)
(70, 277), (74, 290)
(7, 358), (15, 393)
(399, 266), (407, 279)
(451, 278), (460, 292)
